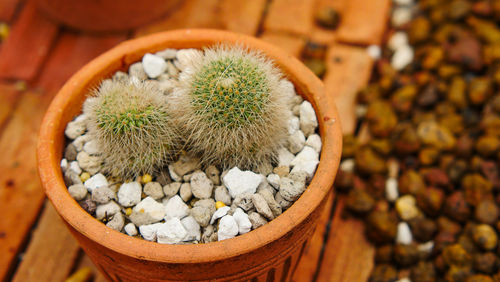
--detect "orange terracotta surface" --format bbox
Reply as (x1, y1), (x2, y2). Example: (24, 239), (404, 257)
(34, 0), (182, 32)
(37, 29), (342, 281)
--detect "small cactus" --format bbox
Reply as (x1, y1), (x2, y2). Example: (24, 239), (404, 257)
(84, 79), (178, 178)
(172, 45), (291, 169)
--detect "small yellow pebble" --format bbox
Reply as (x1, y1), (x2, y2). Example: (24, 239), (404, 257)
(0, 23), (10, 41)
(80, 172), (90, 182)
(215, 201), (226, 209)
(142, 174), (152, 184)
(125, 208), (132, 216)
(65, 266), (92, 282)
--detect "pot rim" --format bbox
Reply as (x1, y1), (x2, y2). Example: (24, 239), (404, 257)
(37, 29), (342, 264)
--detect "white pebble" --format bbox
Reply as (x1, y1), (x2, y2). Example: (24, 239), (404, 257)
(385, 178), (399, 202)
(117, 182), (142, 207)
(305, 134), (322, 153)
(299, 101), (318, 137)
(131, 197), (166, 225)
(124, 223), (138, 236)
(288, 130), (306, 154)
(214, 186), (231, 205)
(233, 208), (252, 234)
(217, 215), (239, 241)
(392, 7), (412, 27)
(168, 164), (182, 182)
(68, 184), (87, 201)
(223, 167), (262, 198)
(210, 206), (230, 224)
(395, 195), (420, 220)
(366, 45), (382, 60)
(418, 241), (434, 254)
(163, 182), (181, 198)
(106, 212), (124, 231)
(290, 146), (319, 179)
(267, 174), (280, 189)
(72, 135), (90, 152)
(181, 216), (201, 241)
(278, 147), (295, 167)
(84, 173), (108, 193)
(95, 201), (121, 220)
(139, 223), (163, 241)
(388, 32), (409, 51)
(69, 161), (82, 175)
(340, 159), (355, 172)
(143, 182), (164, 200)
(60, 159), (68, 172)
(179, 183), (193, 202)
(391, 45), (414, 71)
(142, 53), (167, 78)
(396, 222), (412, 245)
(157, 218), (188, 244)
(128, 62), (147, 80)
(190, 171), (214, 199)
(83, 139), (100, 155)
(164, 195), (189, 219)
(65, 118), (86, 139)
(76, 151), (101, 175)
(155, 48), (177, 59)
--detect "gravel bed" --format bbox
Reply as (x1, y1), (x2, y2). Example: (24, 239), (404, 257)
(61, 48), (322, 244)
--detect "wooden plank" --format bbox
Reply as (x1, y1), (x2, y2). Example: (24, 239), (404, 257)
(336, 0), (391, 46)
(0, 32), (126, 281)
(11, 202), (80, 282)
(292, 192), (334, 281)
(0, 92), (50, 281)
(316, 198), (375, 282)
(219, 0), (267, 35)
(263, 0), (315, 36)
(315, 44), (375, 282)
(0, 83), (22, 131)
(134, 0), (222, 37)
(308, 0), (347, 45)
(323, 44), (373, 134)
(0, 1), (58, 81)
(259, 32), (306, 58)
(0, 0), (22, 22)
(35, 33), (127, 92)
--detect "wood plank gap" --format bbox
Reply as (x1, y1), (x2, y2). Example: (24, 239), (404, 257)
(0, 0), (23, 22)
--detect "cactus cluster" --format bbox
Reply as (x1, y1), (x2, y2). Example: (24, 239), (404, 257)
(83, 80), (179, 178)
(171, 45), (290, 169)
(83, 45), (291, 177)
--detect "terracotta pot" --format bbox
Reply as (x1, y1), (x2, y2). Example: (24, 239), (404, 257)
(37, 29), (342, 281)
(34, 0), (182, 32)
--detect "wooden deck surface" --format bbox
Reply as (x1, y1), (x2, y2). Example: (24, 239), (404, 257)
(0, 0), (390, 281)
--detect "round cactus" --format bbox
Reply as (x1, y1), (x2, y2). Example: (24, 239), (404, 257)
(172, 45), (291, 169)
(84, 79), (179, 178)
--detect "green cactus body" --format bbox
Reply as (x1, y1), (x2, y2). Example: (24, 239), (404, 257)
(84, 80), (178, 178)
(172, 45), (291, 169)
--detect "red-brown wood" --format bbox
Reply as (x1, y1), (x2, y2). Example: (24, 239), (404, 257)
(259, 32), (306, 58)
(34, 0), (182, 32)
(323, 44), (373, 134)
(0, 1), (58, 81)
(0, 0), (22, 21)
(264, 0), (315, 36)
(134, 0), (222, 37)
(37, 29), (343, 281)
(336, 0), (391, 46)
